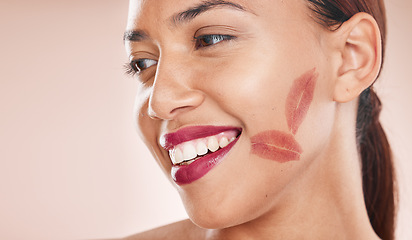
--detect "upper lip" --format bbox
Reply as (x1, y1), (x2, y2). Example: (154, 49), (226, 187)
(160, 125), (242, 150)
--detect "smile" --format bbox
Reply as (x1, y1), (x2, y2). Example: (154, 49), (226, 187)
(160, 126), (242, 185)
(169, 131), (238, 165)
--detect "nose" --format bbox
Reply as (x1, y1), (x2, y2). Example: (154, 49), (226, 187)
(147, 57), (205, 120)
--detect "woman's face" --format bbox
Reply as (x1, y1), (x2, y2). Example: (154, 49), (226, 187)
(125, 0), (336, 228)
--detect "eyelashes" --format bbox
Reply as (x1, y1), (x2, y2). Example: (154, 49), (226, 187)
(124, 59), (157, 77)
(194, 34), (236, 49)
(124, 34), (236, 77)
(124, 62), (136, 77)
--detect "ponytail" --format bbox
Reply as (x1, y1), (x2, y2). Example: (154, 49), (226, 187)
(357, 88), (397, 240)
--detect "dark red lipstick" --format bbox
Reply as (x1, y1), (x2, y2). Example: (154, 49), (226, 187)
(160, 126), (241, 150)
(161, 126), (242, 185)
(171, 136), (239, 185)
(251, 130), (302, 162)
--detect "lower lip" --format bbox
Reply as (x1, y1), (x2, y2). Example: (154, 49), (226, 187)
(171, 136), (240, 185)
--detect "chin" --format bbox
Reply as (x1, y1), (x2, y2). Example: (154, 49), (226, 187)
(184, 200), (253, 230)
(189, 212), (241, 230)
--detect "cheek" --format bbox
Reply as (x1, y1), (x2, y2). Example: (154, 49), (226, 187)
(297, 79), (336, 163)
(197, 54), (290, 129)
(249, 68), (319, 163)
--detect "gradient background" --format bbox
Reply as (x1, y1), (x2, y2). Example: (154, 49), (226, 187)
(0, 1), (410, 239)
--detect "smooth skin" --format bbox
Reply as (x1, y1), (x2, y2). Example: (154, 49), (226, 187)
(123, 0), (382, 239)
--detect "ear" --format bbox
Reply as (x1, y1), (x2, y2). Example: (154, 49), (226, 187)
(332, 12), (382, 103)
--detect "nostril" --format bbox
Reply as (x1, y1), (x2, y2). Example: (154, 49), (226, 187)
(148, 105), (197, 120)
(148, 88), (205, 120)
(169, 105), (198, 116)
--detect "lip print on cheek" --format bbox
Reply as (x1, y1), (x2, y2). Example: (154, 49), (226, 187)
(251, 68), (318, 163)
(286, 68), (318, 135)
(251, 130), (303, 163)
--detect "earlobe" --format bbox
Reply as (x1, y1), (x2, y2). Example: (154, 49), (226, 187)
(332, 13), (382, 103)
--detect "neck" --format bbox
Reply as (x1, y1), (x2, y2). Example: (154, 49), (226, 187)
(207, 101), (380, 240)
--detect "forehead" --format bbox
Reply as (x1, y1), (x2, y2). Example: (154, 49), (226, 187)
(125, 0), (314, 45)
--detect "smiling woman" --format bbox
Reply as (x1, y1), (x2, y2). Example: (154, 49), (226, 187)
(121, 0), (396, 239)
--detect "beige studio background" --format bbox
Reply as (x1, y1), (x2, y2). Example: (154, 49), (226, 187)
(0, 1), (411, 239)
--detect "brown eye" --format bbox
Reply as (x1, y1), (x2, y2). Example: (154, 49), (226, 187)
(194, 34), (235, 49)
(132, 58), (157, 73)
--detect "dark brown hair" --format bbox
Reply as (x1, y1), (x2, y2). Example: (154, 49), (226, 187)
(306, 1), (397, 239)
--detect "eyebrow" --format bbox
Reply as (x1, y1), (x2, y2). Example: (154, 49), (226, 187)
(124, 0), (248, 42)
(123, 30), (149, 42)
(172, 0), (246, 25)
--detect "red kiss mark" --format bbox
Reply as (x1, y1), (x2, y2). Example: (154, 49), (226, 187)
(251, 130), (302, 163)
(286, 68), (318, 135)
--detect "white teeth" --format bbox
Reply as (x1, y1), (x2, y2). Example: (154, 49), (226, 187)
(219, 137), (229, 148)
(182, 143), (197, 161)
(207, 136), (219, 152)
(168, 130), (240, 165)
(196, 141), (208, 156)
(172, 148), (183, 165)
